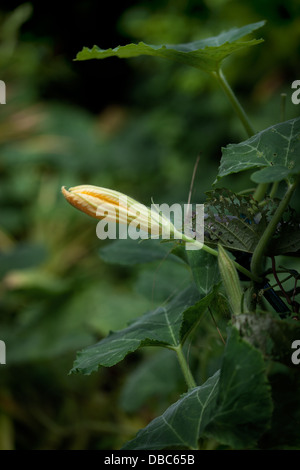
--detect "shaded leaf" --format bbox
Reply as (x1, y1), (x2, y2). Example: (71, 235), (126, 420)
(134, 258), (192, 303)
(203, 188), (300, 256)
(217, 117), (300, 183)
(180, 288), (219, 342)
(2, 280), (154, 364)
(76, 22), (265, 73)
(206, 328), (272, 448)
(0, 243), (47, 278)
(123, 327), (272, 449)
(119, 349), (183, 413)
(204, 188), (269, 253)
(187, 249), (221, 296)
(70, 285), (214, 375)
(99, 238), (181, 266)
(268, 205), (300, 256)
(233, 312), (300, 368)
(259, 366), (300, 449)
(123, 371), (220, 450)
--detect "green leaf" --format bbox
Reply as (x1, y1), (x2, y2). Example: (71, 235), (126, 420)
(99, 239), (181, 266)
(122, 327), (272, 450)
(70, 285), (213, 375)
(251, 165), (291, 183)
(186, 249), (221, 296)
(267, 205), (300, 256)
(123, 371), (220, 450)
(0, 243), (47, 278)
(203, 189), (300, 256)
(75, 21), (265, 73)
(204, 188), (269, 254)
(119, 349), (183, 413)
(217, 117), (300, 183)
(206, 327), (272, 448)
(65, 282), (153, 337)
(233, 313), (300, 368)
(134, 259), (192, 303)
(3, 280), (154, 364)
(259, 365), (300, 449)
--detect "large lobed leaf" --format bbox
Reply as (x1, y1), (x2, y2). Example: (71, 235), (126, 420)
(70, 285), (216, 375)
(123, 327), (272, 449)
(124, 371), (220, 450)
(75, 21), (265, 73)
(218, 117), (300, 183)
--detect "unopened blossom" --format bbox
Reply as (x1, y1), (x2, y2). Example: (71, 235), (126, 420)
(61, 185), (179, 238)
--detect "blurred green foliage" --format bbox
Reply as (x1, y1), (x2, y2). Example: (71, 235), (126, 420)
(0, 0), (299, 449)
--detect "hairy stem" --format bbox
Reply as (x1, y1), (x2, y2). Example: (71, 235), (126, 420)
(212, 69), (269, 203)
(213, 68), (255, 138)
(251, 179), (299, 279)
(269, 181), (279, 199)
(173, 345), (196, 389)
(253, 182), (269, 202)
(179, 231), (261, 282)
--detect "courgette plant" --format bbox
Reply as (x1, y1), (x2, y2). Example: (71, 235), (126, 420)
(63, 21), (300, 450)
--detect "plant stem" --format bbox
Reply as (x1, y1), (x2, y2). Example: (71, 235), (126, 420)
(253, 182), (269, 202)
(281, 93), (287, 122)
(269, 181), (279, 199)
(271, 256), (292, 308)
(213, 68), (270, 203)
(179, 231), (261, 282)
(173, 345), (196, 389)
(213, 68), (255, 138)
(250, 178), (299, 279)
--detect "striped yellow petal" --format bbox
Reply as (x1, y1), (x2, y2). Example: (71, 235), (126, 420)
(62, 185), (177, 237)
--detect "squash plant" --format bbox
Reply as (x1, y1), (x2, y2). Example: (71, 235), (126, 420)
(63, 22), (300, 450)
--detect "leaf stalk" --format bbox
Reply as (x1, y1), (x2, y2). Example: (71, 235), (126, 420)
(173, 345), (196, 389)
(250, 178), (299, 280)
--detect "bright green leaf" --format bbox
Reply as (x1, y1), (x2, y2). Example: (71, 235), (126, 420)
(75, 21), (265, 73)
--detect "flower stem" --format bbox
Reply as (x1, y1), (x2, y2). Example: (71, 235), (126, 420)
(173, 345), (196, 389)
(179, 231), (261, 282)
(250, 178), (299, 279)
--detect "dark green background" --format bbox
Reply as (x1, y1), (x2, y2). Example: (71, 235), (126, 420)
(0, 0), (299, 449)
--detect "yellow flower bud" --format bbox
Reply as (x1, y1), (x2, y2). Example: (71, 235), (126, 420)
(61, 185), (178, 238)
